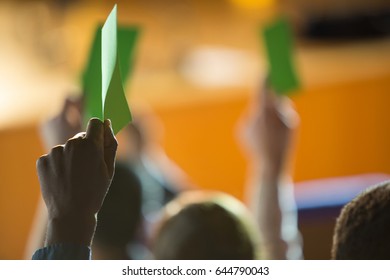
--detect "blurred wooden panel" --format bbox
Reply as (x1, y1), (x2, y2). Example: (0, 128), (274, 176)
(1, 0), (389, 129)
(154, 74), (390, 200)
(293, 74), (390, 181)
(0, 125), (43, 259)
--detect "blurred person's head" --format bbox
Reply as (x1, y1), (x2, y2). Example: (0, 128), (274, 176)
(93, 162), (142, 259)
(332, 181), (390, 259)
(120, 121), (145, 162)
(115, 105), (165, 162)
(152, 191), (260, 260)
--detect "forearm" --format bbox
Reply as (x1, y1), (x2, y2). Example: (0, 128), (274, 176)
(34, 118), (116, 260)
(253, 165), (302, 259)
(253, 165), (285, 259)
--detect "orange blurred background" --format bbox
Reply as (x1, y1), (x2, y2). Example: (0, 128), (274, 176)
(0, 0), (389, 259)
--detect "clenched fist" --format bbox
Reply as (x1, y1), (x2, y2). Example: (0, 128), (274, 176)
(36, 118), (117, 246)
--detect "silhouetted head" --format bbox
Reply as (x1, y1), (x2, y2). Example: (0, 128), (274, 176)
(94, 162), (142, 251)
(152, 191), (260, 260)
(332, 181), (390, 259)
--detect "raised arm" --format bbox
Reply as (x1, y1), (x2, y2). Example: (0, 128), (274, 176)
(245, 79), (302, 259)
(33, 118), (117, 259)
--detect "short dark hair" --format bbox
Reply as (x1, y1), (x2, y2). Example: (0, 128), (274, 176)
(94, 162), (142, 248)
(332, 181), (390, 259)
(153, 196), (258, 260)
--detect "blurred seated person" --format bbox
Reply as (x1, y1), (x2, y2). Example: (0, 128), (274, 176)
(115, 108), (194, 221)
(92, 162), (143, 260)
(152, 191), (261, 259)
(332, 180), (390, 259)
(104, 106), (195, 255)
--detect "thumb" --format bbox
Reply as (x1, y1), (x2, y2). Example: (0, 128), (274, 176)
(103, 119), (118, 178)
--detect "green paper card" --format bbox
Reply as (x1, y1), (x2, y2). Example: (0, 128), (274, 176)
(262, 17), (300, 94)
(82, 5), (139, 134)
(118, 26), (139, 81)
(83, 26), (102, 122)
(101, 5), (131, 134)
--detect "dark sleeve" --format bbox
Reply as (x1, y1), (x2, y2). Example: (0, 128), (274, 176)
(32, 244), (91, 260)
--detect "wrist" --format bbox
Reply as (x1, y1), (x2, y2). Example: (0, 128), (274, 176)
(46, 214), (97, 247)
(259, 162), (283, 182)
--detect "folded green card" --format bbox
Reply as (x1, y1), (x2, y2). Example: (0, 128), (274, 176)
(117, 26), (139, 83)
(82, 5), (139, 134)
(262, 17), (300, 95)
(83, 25), (102, 121)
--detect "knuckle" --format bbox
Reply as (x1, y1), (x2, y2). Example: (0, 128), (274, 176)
(49, 145), (64, 162)
(36, 155), (48, 169)
(65, 136), (85, 149)
(51, 145), (64, 155)
(65, 137), (79, 146)
(69, 132), (85, 140)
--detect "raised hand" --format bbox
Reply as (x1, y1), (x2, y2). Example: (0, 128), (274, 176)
(36, 118), (117, 246)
